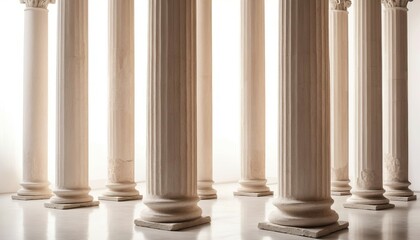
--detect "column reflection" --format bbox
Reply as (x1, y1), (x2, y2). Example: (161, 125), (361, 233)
(241, 197), (270, 240)
(106, 202), (135, 240)
(383, 205), (409, 240)
(21, 202), (49, 240)
(348, 210), (384, 239)
(52, 208), (91, 240)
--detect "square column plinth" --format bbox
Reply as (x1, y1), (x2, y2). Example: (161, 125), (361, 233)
(44, 201), (99, 210)
(343, 203), (395, 211)
(12, 195), (52, 201)
(258, 221), (349, 238)
(99, 195), (142, 202)
(135, 216), (211, 231)
(234, 191), (273, 197)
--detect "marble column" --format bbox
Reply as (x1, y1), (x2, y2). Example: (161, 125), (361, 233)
(45, 0), (99, 210)
(99, 0), (141, 202)
(134, 0), (210, 231)
(259, 0), (348, 238)
(235, 0), (272, 197)
(382, 0), (416, 201)
(197, 0), (217, 200)
(12, 0), (54, 201)
(344, 0), (394, 210)
(329, 0), (352, 196)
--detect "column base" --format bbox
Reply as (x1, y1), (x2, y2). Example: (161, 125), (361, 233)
(258, 220), (348, 238)
(134, 216), (211, 231)
(12, 194), (52, 201)
(386, 195), (417, 202)
(44, 201), (99, 210)
(343, 203), (394, 211)
(331, 191), (351, 196)
(99, 195), (142, 202)
(199, 194), (217, 200)
(234, 191), (273, 197)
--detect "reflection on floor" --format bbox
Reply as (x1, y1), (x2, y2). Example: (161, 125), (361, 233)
(0, 183), (419, 240)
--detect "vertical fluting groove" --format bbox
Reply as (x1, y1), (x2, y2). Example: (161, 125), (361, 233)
(237, 0), (270, 194)
(141, 0), (203, 223)
(50, 0), (93, 204)
(329, 1), (351, 194)
(103, 0), (139, 198)
(269, 0), (338, 228)
(17, 2), (52, 198)
(196, 0), (216, 198)
(346, 0), (390, 206)
(382, 2), (414, 198)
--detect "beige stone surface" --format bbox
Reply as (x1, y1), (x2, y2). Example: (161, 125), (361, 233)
(343, 203), (395, 211)
(387, 195), (417, 202)
(382, 0), (416, 201)
(135, 216), (211, 231)
(234, 191), (273, 197)
(199, 194), (217, 200)
(267, 0), (341, 228)
(46, 0), (96, 207)
(98, 195), (142, 202)
(101, 0), (140, 201)
(346, 0), (391, 208)
(12, 195), (52, 201)
(258, 221), (349, 238)
(197, 0), (217, 200)
(16, 0), (53, 200)
(237, 0), (271, 196)
(329, 0), (352, 196)
(331, 192), (351, 196)
(44, 201), (99, 210)
(137, 0), (209, 227)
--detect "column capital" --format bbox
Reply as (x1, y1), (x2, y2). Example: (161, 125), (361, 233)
(330, 0), (351, 11)
(20, 0), (55, 8)
(382, 0), (412, 8)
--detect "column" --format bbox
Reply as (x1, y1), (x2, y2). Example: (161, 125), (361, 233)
(329, 0), (352, 196)
(235, 0), (272, 197)
(258, 0), (348, 238)
(344, 0), (394, 210)
(99, 0), (141, 202)
(134, 0), (210, 231)
(382, 0), (416, 201)
(12, 0), (54, 200)
(45, 0), (99, 210)
(197, 0), (217, 200)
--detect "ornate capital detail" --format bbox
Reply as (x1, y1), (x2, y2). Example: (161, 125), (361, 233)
(357, 169), (376, 189)
(330, 0), (352, 11)
(20, 0), (55, 8)
(332, 165), (348, 180)
(382, 0), (412, 8)
(384, 153), (401, 181)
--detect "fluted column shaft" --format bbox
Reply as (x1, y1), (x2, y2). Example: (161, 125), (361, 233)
(15, 0), (54, 200)
(197, 0), (217, 200)
(346, 0), (390, 207)
(139, 0), (207, 224)
(236, 0), (271, 196)
(382, 0), (415, 200)
(268, 0), (338, 227)
(329, 0), (351, 195)
(101, 0), (140, 201)
(49, 0), (94, 205)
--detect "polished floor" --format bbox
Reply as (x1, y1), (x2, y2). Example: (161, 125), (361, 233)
(0, 182), (419, 240)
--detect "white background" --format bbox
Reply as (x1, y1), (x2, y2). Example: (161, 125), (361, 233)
(0, 0), (419, 193)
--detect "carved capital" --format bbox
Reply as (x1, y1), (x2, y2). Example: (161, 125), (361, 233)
(357, 169), (376, 189)
(330, 0), (352, 11)
(20, 0), (55, 8)
(382, 0), (412, 8)
(384, 153), (402, 181)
